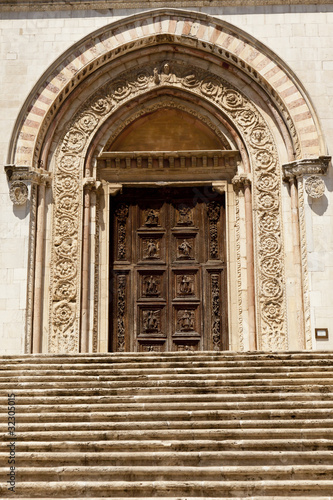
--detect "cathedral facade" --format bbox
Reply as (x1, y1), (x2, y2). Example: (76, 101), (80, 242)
(1, 0), (333, 354)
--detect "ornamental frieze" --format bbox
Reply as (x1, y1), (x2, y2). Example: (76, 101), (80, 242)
(50, 60), (288, 352)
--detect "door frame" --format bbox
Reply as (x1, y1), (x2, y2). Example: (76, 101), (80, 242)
(97, 180), (232, 352)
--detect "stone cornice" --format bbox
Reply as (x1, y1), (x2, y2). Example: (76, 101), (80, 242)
(0, 0), (332, 11)
(5, 165), (52, 185)
(282, 156), (331, 181)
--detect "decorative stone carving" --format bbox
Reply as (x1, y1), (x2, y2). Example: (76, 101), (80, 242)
(304, 176), (325, 198)
(50, 60), (289, 352)
(283, 156), (330, 181)
(9, 181), (28, 205)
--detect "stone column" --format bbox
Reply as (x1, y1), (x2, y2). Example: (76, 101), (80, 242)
(81, 177), (100, 353)
(5, 165), (52, 353)
(232, 174), (257, 351)
(283, 156), (330, 349)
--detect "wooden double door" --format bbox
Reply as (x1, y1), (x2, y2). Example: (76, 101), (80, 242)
(110, 187), (228, 352)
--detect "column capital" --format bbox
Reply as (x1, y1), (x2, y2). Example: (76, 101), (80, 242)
(232, 173), (252, 191)
(5, 164), (52, 185)
(83, 177), (102, 191)
(282, 156), (330, 181)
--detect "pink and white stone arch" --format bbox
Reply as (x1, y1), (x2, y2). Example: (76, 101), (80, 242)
(5, 9), (330, 354)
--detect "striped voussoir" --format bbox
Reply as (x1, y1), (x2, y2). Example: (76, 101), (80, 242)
(13, 10), (321, 167)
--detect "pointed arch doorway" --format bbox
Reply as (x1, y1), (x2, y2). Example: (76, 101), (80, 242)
(98, 106), (238, 353)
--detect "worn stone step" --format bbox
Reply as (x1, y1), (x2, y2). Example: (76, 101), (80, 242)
(1, 418), (332, 433)
(1, 479), (333, 497)
(3, 427), (333, 442)
(2, 407), (333, 423)
(2, 450), (333, 467)
(2, 351), (333, 361)
(3, 438), (333, 452)
(2, 359), (333, 373)
(3, 390), (333, 407)
(2, 400), (333, 415)
(0, 367), (333, 388)
(2, 465), (333, 482)
(10, 497), (333, 500)
(3, 382), (333, 396)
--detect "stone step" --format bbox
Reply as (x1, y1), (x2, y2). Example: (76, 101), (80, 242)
(2, 450), (332, 467)
(2, 407), (333, 423)
(1, 418), (332, 432)
(1, 479), (333, 497)
(3, 391), (333, 406)
(2, 359), (333, 373)
(2, 428), (333, 442)
(2, 439), (333, 452)
(2, 465), (333, 481)
(9, 497), (333, 500)
(1, 352), (332, 498)
(3, 380), (333, 392)
(2, 400), (333, 415)
(2, 350), (333, 360)
(0, 366), (333, 380)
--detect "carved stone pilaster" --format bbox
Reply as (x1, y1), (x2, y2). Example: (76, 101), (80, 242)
(282, 156), (331, 350)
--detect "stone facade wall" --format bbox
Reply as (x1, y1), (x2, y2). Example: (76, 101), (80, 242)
(1, 3), (333, 353)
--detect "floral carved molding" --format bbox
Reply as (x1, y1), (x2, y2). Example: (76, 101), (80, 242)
(50, 61), (288, 352)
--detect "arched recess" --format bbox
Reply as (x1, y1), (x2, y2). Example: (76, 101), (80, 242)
(5, 9), (330, 354)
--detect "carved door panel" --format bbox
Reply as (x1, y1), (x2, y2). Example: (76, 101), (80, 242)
(110, 188), (227, 352)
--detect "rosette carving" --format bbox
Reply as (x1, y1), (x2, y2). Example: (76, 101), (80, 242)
(305, 175), (325, 199)
(9, 181), (28, 205)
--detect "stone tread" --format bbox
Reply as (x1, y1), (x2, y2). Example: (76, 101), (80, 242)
(1, 418), (332, 431)
(3, 438), (333, 452)
(2, 407), (333, 423)
(1, 465), (333, 481)
(2, 427), (333, 441)
(1, 480), (333, 496)
(1, 450), (332, 466)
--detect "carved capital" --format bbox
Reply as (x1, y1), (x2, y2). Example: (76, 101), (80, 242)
(108, 183), (123, 197)
(282, 156), (330, 181)
(83, 177), (102, 191)
(5, 164), (52, 185)
(232, 173), (252, 191)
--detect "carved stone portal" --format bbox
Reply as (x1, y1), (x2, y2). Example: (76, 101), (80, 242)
(50, 60), (287, 352)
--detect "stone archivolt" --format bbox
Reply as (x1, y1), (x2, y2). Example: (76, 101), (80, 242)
(50, 60), (287, 352)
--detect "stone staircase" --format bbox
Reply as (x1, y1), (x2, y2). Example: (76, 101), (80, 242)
(1, 351), (333, 499)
